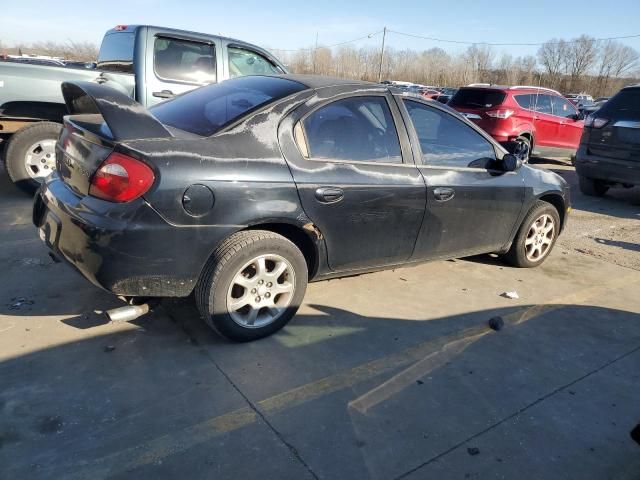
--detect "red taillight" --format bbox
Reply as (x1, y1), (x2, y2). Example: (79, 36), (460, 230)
(89, 152), (154, 202)
(584, 116), (609, 128)
(486, 109), (515, 119)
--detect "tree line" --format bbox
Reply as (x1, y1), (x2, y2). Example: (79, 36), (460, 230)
(2, 34), (638, 97)
(272, 34), (640, 97)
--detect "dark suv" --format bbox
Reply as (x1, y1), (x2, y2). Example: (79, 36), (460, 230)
(449, 86), (585, 162)
(574, 84), (640, 196)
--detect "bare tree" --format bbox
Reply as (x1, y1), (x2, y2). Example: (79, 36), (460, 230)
(537, 39), (569, 88)
(464, 44), (494, 82)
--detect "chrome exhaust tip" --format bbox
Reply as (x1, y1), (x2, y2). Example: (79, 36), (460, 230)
(106, 303), (150, 323)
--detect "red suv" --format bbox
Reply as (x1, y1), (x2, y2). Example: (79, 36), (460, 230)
(449, 86), (585, 162)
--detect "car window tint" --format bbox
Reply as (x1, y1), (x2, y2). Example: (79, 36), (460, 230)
(449, 89), (505, 108)
(151, 76), (306, 136)
(403, 100), (496, 168)
(514, 94), (534, 110)
(533, 94), (553, 115)
(228, 46), (282, 78)
(97, 32), (135, 73)
(154, 37), (216, 84)
(551, 96), (577, 118)
(598, 88), (640, 120)
(302, 96), (402, 163)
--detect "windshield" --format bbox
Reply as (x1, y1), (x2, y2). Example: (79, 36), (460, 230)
(449, 89), (506, 108)
(150, 76), (307, 136)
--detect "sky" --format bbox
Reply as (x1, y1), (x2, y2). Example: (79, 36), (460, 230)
(2, 0), (640, 58)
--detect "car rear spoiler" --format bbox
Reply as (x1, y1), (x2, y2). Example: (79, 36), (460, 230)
(61, 81), (172, 141)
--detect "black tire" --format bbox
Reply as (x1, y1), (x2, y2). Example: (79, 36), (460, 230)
(578, 175), (609, 197)
(5, 122), (62, 194)
(513, 135), (531, 163)
(503, 200), (560, 268)
(195, 230), (308, 342)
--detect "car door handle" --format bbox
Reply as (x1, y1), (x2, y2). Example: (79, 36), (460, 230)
(315, 187), (344, 203)
(433, 187), (455, 202)
(152, 90), (175, 99)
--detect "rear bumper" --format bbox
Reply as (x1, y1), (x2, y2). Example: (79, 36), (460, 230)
(575, 145), (640, 185)
(34, 175), (234, 297)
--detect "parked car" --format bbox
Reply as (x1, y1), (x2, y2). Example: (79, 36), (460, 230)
(2, 57), (66, 67)
(418, 88), (441, 99)
(575, 84), (640, 196)
(449, 85), (585, 162)
(34, 75), (570, 341)
(0, 24), (287, 192)
(566, 93), (594, 104)
(433, 94), (452, 104)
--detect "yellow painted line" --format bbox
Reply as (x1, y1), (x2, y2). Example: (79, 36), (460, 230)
(45, 271), (640, 478)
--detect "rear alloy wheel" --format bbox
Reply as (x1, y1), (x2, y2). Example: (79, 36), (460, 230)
(5, 122), (62, 193)
(513, 135), (531, 163)
(504, 201), (560, 268)
(578, 175), (609, 197)
(196, 230), (307, 342)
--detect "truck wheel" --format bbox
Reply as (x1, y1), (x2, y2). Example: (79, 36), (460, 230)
(503, 200), (560, 268)
(578, 175), (608, 197)
(513, 135), (531, 163)
(5, 122), (62, 194)
(195, 230), (308, 342)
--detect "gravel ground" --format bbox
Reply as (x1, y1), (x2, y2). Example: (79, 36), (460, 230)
(532, 158), (640, 271)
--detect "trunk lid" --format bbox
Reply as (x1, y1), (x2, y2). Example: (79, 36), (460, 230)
(56, 115), (114, 196)
(56, 81), (173, 196)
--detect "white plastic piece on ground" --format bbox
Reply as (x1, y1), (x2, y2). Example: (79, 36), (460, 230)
(501, 291), (520, 299)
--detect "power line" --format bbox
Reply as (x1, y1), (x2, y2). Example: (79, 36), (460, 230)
(271, 30), (383, 52)
(386, 29), (640, 46)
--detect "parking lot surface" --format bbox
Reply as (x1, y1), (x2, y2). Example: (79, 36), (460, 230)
(0, 158), (639, 479)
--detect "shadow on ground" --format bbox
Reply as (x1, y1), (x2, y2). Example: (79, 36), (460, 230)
(1, 299), (639, 480)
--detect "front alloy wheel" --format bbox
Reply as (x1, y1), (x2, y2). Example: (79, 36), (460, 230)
(524, 214), (555, 262)
(504, 200), (560, 268)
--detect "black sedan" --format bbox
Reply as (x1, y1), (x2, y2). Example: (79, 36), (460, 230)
(34, 75), (570, 341)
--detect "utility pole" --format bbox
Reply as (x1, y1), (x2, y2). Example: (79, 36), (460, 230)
(377, 27), (387, 83)
(313, 31), (318, 74)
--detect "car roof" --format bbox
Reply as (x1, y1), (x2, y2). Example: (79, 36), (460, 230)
(270, 74), (377, 89)
(459, 85), (562, 95)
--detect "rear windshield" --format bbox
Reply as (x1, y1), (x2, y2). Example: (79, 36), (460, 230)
(150, 76), (307, 136)
(97, 32), (135, 73)
(449, 89), (506, 109)
(597, 88), (640, 120)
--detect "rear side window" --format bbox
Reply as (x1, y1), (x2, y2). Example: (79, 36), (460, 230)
(449, 89), (505, 108)
(404, 100), (496, 168)
(228, 46), (283, 78)
(150, 76), (306, 136)
(598, 88), (640, 120)
(97, 32), (135, 73)
(514, 94), (534, 109)
(301, 96), (402, 164)
(154, 37), (216, 84)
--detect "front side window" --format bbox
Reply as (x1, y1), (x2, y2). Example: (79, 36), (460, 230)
(154, 37), (216, 84)
(403, 100), (496, 168)
(301, 96), (402, 163)
(551, 96), (578, 118)
(228, 46), (283, 78)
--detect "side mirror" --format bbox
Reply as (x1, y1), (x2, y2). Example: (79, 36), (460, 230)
(502, 153), (522, 172)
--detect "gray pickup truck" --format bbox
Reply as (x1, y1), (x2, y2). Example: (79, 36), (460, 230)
(0, 24), (287, 191)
